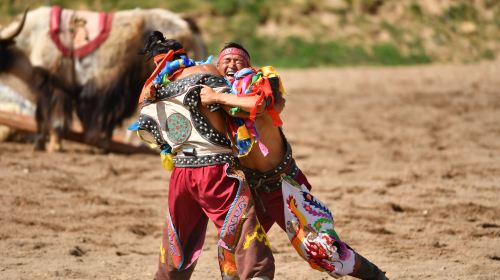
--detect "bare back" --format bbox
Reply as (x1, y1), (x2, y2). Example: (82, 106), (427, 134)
(238, 113), (286, 172)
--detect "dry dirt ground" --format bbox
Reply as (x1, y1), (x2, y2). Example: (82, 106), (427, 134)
(1, 60), (499, 279)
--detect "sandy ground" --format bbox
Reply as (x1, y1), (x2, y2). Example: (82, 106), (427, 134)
(1, 60), (499, 279)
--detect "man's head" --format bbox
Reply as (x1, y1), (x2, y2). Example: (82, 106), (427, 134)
(138, 31), (188, 103)
(217, 42), (250, 83)
(140, 30), (185, 61)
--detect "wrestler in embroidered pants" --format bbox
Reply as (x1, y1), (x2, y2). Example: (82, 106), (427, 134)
(155, 164), (275, 280)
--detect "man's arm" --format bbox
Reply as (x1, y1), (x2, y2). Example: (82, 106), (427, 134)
(200, 85), (266, 114)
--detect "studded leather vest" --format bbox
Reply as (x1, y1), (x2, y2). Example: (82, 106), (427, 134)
(137, 73), (233, 159)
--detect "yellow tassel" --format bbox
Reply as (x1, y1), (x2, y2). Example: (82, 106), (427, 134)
(260, 66), (277, 78)
(260, 66), (285, 95)
(237, 125), (251, 140)
(136, 131), (158, 149)
(160, 153), (174, 171)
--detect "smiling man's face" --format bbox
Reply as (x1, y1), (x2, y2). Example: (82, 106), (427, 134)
(217, 54), (249, 83)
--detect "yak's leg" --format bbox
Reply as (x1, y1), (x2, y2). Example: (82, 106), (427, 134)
(32, 67), (71, 152)
(47, 129), (62, 152)
(46, 86), (72, 153)
(47, 115), (67, 153)
(33, 131), (47, 151)
(98, 126), (114, 153)
(33, 100), (48, 151)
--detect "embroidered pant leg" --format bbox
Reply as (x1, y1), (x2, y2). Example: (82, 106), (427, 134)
(256, 169), (313, 232)
(279, 175), (356, 278)
(155, 167), (209, 280)
(204, 165), (274, 279)
(270, 170), (385, 279)
(217, 204), (274, 280)
(233, 198), (274, 279)
(154, 224), (198, 280)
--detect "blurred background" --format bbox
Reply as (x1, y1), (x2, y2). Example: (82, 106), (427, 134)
(2, 0), (500, 67)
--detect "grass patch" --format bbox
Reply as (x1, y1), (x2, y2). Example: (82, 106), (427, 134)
(409, 2), (424, 19)
(443, 1), (479, 21)
(371, 43), (430, 65)
(481, 49), (496, 60)
(208, 36), (431, 68)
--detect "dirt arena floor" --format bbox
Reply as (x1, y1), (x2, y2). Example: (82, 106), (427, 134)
(1, 60), (499, 279)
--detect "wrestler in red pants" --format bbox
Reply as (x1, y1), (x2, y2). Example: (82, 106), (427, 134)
(155, 164), (274, 280)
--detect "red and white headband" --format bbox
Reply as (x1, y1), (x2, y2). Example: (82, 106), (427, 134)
(218, 47), (250, 65)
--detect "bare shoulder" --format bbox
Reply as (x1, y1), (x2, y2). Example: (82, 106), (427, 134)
(197, 64), (220, 75)
(179, 64), (220, 78)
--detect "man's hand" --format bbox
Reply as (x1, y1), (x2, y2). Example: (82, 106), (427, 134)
(145, 84), (159, 101)
(200, 85), (219, 105)
(274, 95), (286, 113)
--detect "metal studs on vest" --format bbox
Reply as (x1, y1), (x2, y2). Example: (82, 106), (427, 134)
(183, 83), (231, 148)
(156, 74), (199, 100)
(138, 114), (167, 146)
(173, 153), (234, 167)
(156, 73), (227, 101)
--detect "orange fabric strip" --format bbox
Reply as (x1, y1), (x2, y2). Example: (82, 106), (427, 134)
(138, 48), (185, 105)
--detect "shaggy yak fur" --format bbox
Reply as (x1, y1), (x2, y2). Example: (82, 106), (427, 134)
(0, 7), (206, 151)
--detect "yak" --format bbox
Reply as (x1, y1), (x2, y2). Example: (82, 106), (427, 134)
(0, 6), (207, 152)
(0, 9), (73, 151)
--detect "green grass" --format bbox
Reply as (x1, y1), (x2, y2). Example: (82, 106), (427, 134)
(481, 49), (496, 60)
(442, 1), (479, 21)
(208, 36), (431, 68)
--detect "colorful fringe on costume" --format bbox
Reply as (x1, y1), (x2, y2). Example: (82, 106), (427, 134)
(152, 55), (212, 87)
(227, 66), (284, 157)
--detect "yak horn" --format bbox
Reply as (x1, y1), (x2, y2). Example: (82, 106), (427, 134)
(0, 9), (28, 43)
